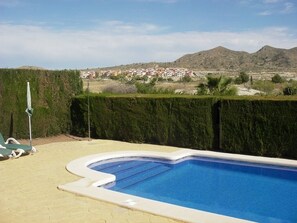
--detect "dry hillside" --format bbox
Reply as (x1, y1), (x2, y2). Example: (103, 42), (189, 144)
(96, 45), (297, 73)
(173, 45), (297, 72)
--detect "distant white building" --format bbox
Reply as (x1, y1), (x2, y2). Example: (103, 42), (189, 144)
(80, 71), (96, 79)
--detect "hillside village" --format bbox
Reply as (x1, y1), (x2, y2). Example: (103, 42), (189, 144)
(80, 67), (198, 81)
(80, 67), (297, 82)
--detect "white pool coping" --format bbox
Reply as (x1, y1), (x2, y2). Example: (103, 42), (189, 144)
(59, 149), (297, 223)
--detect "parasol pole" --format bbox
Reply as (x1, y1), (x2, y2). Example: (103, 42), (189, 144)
(25, 82), (33, 146)
(87, 78), (91, 141)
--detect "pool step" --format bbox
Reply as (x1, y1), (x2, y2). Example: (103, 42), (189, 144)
(112, 164), (170, 190)
(115, 162), (164, 180)
(90, 160), (144, 174)
(92, 160), (147, 174)
(90, 159), (171, 190)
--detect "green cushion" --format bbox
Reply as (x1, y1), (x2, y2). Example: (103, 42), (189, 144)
(4, 143), (33, 152)
(0, 133), (32, 152)
(0, 149), (13, 156)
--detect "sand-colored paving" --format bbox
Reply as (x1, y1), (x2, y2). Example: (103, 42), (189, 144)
(0, 138), (185, 223)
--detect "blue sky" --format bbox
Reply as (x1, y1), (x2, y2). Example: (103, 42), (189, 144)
(1, 0), (297, 69)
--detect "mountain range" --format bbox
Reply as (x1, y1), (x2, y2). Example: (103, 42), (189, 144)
(105, 45), (297, 72)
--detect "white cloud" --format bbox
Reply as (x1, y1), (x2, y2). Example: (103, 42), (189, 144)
(260, 0), (295, 15)
(98, 20), (167, 34)
(281, 2), (294, 13)
(0, 22), (296, 69)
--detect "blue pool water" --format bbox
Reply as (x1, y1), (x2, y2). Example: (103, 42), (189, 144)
(89, 157), (297, 222)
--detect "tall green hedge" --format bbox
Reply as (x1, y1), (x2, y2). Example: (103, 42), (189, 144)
(71, 95), (216, 150)
(0, 69), (82, 139)
(220, 98), (297, 158)
(71, 95), (297, 159)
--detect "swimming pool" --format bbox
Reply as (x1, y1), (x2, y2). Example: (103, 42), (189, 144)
(89, 156), (297, 223)
(59, 149), (297, 223)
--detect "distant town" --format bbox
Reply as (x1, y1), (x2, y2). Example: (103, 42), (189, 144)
(81, 67), (199, 82)
(80, 67), (297, 82)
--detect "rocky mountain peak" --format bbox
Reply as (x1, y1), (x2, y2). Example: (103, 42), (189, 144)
(173, 46), (297, 71)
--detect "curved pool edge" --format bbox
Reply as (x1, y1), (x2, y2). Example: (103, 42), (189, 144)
(59, 149), (297, 223)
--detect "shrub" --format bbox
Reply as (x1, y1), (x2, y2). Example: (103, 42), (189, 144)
(234, 72), (249, 84)
(135, 82), (155, 94)
(283, 80), (297, 95)
(102, 83), (137, 94)
(221, 86), (238, 96)
(283, 86), (297, 95)
(253, 80), (274, 95)
(196, 83), (209, 95)
(180, 76), (192, 82)
(197, 76), (236, 96)
(271, 74), (284, 83)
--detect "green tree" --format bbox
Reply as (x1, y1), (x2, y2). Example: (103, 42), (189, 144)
(196, 83), (209, 95)
(197, 76), (237, 96)
(234, 72), (249, 84)
(250, 76), (253, 86)
(271, 74), (284, 83)
(240, 72), (249, 83)
(135, 78), (157, 94)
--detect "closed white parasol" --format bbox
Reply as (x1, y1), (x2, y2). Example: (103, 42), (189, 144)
(25, 82), (33, 146)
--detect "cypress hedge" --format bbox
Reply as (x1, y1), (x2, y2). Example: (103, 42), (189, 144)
(220, 98), (297, 159)
(71, 95), (216, 150)
(71, 95), (297, 159)
(0, 69), (82, 139)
